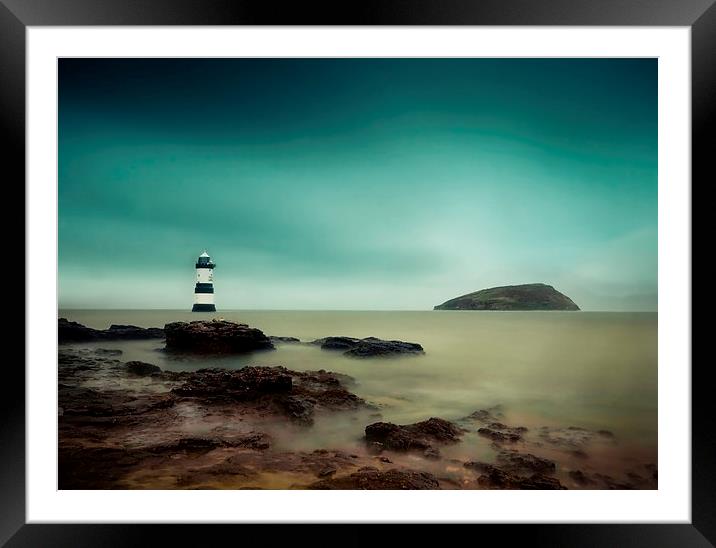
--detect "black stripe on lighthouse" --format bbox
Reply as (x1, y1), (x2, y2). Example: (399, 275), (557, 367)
(194, 283), (214, 293)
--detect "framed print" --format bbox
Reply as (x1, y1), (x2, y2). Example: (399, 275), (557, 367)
(3, 0), (710, 545)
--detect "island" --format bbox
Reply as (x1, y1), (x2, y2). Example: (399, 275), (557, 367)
(433, 283), (580, 311)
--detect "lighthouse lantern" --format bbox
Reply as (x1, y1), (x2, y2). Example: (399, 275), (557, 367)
(192, 250), (216, 312)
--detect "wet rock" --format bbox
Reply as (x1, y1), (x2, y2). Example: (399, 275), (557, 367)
(464, 461), (502, 474)
(496, 451), (556, 474)
(164, 320), (274, 354)
(538, 425), (617, 451)
(312, 336), (424, 358)
(466, 407), (504, 423)
(171, 367), (292, 400)
(365, 417), (463, 453)
(149, 433), (271, 454)
(279, 395), (315, 424)
(309, 468), (440, 490)
(318, 466), (337, 478)
(476, 468), (517, 489)
(477, 423), (526, 443)
(313, 336), (361, 351)
(568, 469), (596, 486)
(125, 361), (162, 376)
(58, 348), (379, 489)
(170, 366), (367, 424)
(423, 448), (441, 460)
(95, 348), (123, 356)
(518, 474), (566, 490)
(270, 336), (301, 343)
(301, 369), (355, 387)
(107, 324), (166, 339)
(593, 473), (635, 490)
(59, 446), (147, 489)
(477, 468), (566, 490)
(58, 318), (165, 343)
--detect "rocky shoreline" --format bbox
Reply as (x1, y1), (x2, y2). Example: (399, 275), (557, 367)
(59, 318), (425, 359)
(58, 319), (657, 490)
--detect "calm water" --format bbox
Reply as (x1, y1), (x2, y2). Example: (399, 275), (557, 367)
(59, 309), (657, 484)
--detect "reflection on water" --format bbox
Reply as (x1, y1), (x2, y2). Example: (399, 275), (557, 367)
(59, 309), (657, 487)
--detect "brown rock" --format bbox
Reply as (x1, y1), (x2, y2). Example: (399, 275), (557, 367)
(364, 417), (463, 453)
(125, 361), (162, 376)
(164, 320), (274, 354)
(310, 468), (440, 490)
(58, 318), (165, 343)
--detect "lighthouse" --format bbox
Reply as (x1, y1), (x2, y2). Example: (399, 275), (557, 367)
(192, 250), (216, 312)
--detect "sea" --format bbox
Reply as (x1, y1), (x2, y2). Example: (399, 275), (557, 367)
(58, 309), (658, 487)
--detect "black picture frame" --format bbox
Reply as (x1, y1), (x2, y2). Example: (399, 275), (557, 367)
(2, 1), (709, 546)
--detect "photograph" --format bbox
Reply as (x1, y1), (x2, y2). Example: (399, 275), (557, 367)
(57, 57), (658, 491)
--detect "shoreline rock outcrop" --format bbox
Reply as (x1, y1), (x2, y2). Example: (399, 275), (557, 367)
(309, 467), (440, 490)
(312, 336), (424, 358)
(164, 320), (274, 354)
(364, 417), (463, 457)
(58, 347), (381, 489)
(58, 318), (165, 343)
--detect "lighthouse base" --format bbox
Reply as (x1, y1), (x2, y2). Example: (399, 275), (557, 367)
(192, 304), (216, 312)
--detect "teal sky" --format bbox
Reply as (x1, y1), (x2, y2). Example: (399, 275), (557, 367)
(59, 58), (657, 311)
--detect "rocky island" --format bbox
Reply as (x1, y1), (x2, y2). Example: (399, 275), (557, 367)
(434, 283), (580, 311)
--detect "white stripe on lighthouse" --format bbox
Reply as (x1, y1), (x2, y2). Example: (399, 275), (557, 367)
(194, 293), (215, 305)
(196, 269), (213, 283)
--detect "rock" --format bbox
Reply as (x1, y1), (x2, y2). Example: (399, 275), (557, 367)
(568, 469), (596, 486)
(314, 336), (361, 351)
(309, 468), (440, 490)
(301, 369), (355, 387)
(106, 324), (166, 339)
(125, 361), (162, 376)
(171, 366), (292, 400)
(434, 283), (579, 311)
(269, 336), (301, 343)
(312, 336), (424, 358)
(464, 461), (502, 474)
(170, 365), (366, 425)
(95, 348), (123, 356)
(477, 468), (566, 490)
(279, 395), (314, 424)
(496, 451), (556, 474)
(164, 320), (274, 354)
(518, 474), (566, 490)
(365, 417), (463, 453)
(346, 337), (424, 357)
(538, 425), (616, 451)
(477, 423), (527, 443)
(592, 473), (635, 490)
(148, 433), (271, 454)
(317, 466), (337, 478)
(58, 318), (164, 343)
(466, 407), (504, 423)
(423, 448), (441, 460)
